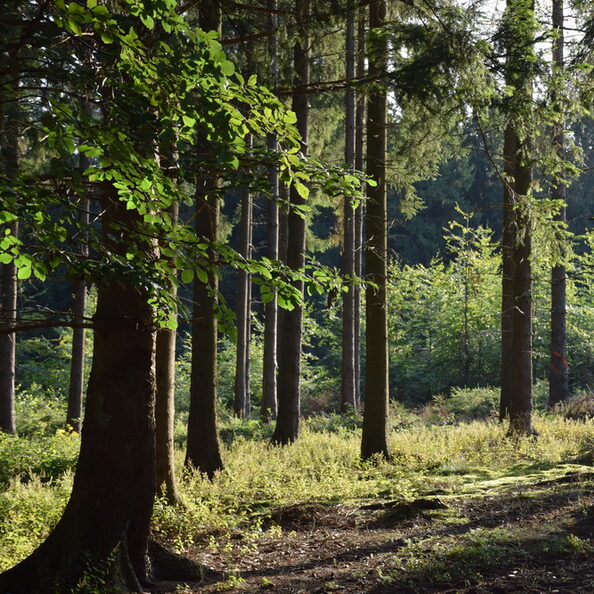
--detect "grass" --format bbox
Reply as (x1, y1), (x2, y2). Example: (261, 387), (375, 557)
(1, 410), (593, 578)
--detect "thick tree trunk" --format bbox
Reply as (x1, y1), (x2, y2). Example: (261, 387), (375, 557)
(261, 1), (279, 422)
(0, 193), (157, 593)
(66, 153), (90, 433)
(341, 0), (357, 413)
(234, 136), (253, 418)
(353, 7), (366, 410)
(499, 126), (516, 421)
(272, 0), (310, 445)
(361, 0), (389, 460)
(548, 0), (569, 408)
(0, 99), (18, 435)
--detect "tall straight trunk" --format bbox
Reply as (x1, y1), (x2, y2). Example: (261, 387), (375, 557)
(155, 140), (181, 504)
(341, 0), (357, 413)
(272, 0), (310, 445)
(234, 139), (253, 418)
(66, 152), (90, 433)
(499, 126), (516, 421)
(353, 7), (366, 410)
(185, 1), (224, 476)
(0, 190), (157, 593)
(261, 0), (279, 422)
(506, 0), (535, 436)
(509, 146), (533, 434)
(0, 99), (18, 435)
(548, 0), (569, 407)
(361, 0), (389, 460)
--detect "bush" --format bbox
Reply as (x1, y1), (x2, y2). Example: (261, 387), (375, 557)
(445, 386), (499, 420)
(0, 433), (80, 486)
(15, 385), (67, 437)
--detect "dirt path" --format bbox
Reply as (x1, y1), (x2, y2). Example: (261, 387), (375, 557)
(167, 465), (594, 593)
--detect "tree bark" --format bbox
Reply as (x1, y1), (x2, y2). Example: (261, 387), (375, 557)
(66, 152), (90, 434)
(548, 0), (569, 408)
(0, 190), (157, 593)
(155, 161), (182, 505)
(234, 150), (253, 418)
(499, 126), (516, 421)
(185, 177), (224, 477)
(353, 7), (366, 410)
(0, 92), (18, 435)
(272, 0), (310, 445)
(508, 144), (534, 435)
(341, 0), (357, 413)
(506, 0), (535, 436)
(361, 0), (389, 460)
(261, 0), (279, 422)
(185, 0), (224, 478)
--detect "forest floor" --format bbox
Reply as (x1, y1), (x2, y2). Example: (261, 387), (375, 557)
(180, 463), (594, 594)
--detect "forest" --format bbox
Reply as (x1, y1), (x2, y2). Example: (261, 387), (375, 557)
(0, 0), (594, 592)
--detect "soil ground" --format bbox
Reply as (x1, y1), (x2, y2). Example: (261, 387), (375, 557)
(161, 463), (594, 593)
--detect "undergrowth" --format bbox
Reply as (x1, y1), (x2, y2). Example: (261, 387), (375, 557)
(1, 409), (593, 574)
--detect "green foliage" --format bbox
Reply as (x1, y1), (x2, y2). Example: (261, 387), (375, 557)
(0, 433), (79, 487)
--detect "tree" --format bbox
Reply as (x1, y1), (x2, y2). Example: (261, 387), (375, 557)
(66, 149), (90, 433)
(261, 0), (280, 422)
(505, 0), (537, 436)
(548, 0), (570, 407)
(0, 88), (18, 435)
(361, 0), (390, 460)
(234, 138), (253, 418)
(155, 143), (182, 505)
(185, 0), (225, 477)
(272, 0), (311, 445)
(341, 0), (357, 413)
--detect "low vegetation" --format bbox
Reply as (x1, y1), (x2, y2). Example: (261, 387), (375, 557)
(2, 386), (593, 591)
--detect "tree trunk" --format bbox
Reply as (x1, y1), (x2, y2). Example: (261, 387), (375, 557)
(185, 0), (224, 478)
(272, 0), (310, 446)
(262, 140), (279, 420)
(361, 0), (389, 460)
(155, 178), (182, 505)
(0, 94), (18, 435)
(0, 192), (157, 593)
(261, 0), (279, 422)
(548, 0), (569, 408)
(499, 126), (516, 421)
(506, 0), (535, 436)
(353, 7), (366, 410)
(66, 152), (90, 434)
(185, 177), (224, 477)
(508, 144), (533, 435)
(234, 182), (252, 418)
(341, 0), (357, 413)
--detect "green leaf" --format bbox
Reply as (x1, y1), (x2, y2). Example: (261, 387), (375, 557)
(196, 267), (208, 283)
(100, 31), (115, 44)
(17, 266), (31, 280)
(181, 268), (194, 283)
(295, 182), (309, 199)
(220, 61), (235, 76)
(140, 14), (155, 30)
